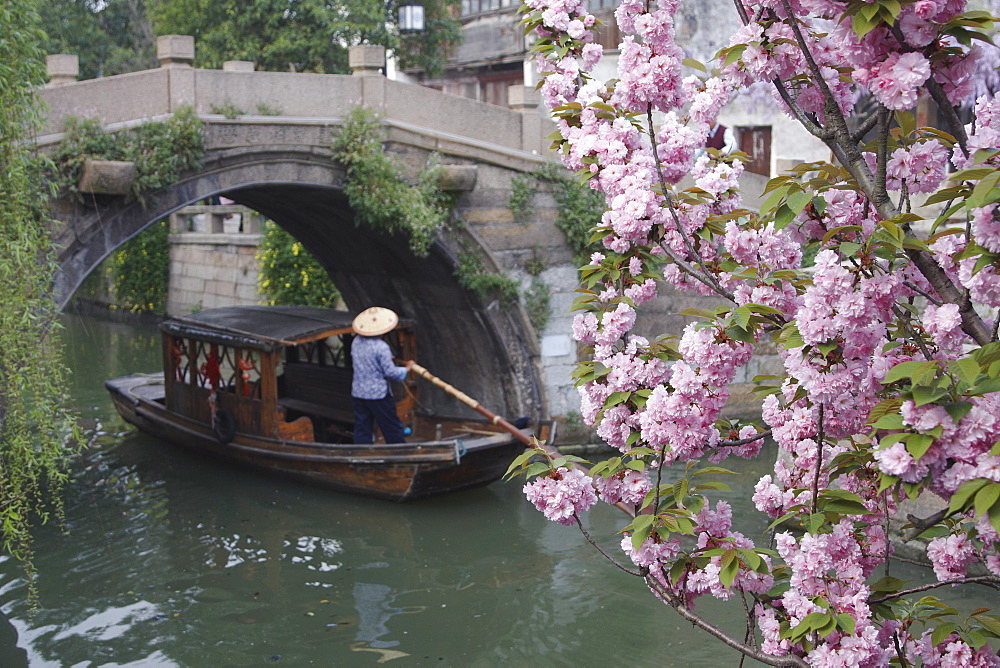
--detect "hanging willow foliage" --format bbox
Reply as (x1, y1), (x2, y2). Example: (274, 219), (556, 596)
(0, 0), (82, 594)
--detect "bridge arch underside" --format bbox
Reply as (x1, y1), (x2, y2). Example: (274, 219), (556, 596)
(54, 151), (544, 423)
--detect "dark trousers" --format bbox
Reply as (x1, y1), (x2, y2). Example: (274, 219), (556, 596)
(352, 395), (406, 444)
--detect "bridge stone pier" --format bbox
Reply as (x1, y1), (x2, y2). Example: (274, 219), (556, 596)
(37, 36), (774, 431)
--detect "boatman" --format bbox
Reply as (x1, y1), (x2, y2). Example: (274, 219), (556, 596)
(350, 306), (413, 444)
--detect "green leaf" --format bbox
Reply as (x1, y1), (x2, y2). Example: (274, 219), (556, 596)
(868, 398), (903, 425)
(733, 305), (752, 329)
(913, 384), (949, 407)
(661, 559), (684, 588)
(774, 204), (796, 229)
(869, 575), (908, 593)
(974, 614), (1000, 637)
(969, 170), (1000, 208)
(895, 111), (916, 136)
(722, 44), (747, 67)
(907, 433), (935, 461)
(836, 612), (856, 636)
(878, 474), (900, 494)
(932, 622), (960, 647)
(974, 483), (1000, 519)
(682, 57), (707, 73)
(952, 166), (998, 181)
(628, 513), (654, 551)
(873, 413), (905, 430)
(949, 478), (990, 514)
(604, 391), (631, 408)
(821, 498), (873, 515)
(503, 450), (537, 478)
(719, 549), (739, 587)
(924, 185), (970, 206)
(989, 497), (1000, 534)
(678, 308), (719, 320)
(885, 360), (939, 385)
(942, 401), (974, 425)
(787, 190), (812, 214)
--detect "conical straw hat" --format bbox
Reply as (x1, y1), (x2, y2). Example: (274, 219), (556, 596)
(352, 306), (398, 336)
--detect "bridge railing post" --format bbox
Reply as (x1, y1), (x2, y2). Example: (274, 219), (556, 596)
(349, 45), (386, 77)
(45, 55), (79, 87)
(157, 35), (195, 112)
(508, 85), (543, 155)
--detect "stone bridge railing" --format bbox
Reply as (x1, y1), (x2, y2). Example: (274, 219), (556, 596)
(37, 37), (550, 162)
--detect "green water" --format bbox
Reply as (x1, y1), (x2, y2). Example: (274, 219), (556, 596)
(0, 311), (991, 667)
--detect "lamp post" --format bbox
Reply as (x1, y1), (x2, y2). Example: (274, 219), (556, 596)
(382, 0), (424, 79)
(395, 0), (424, 33)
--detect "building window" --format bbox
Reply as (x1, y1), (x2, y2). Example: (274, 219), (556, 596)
(460, 0), (510, 15)
(736, 126), (772, 177)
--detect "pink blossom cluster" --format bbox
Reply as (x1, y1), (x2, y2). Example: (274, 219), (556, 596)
(622, 500), (773, 607)
(515, 0), (1000, 662)
(873, 396), (1000, 501)
(955, 92), (1000, 170)
(523, 467), (597, 525)
(908, 632), (1000, 667)
(760, 522), (892, 665)
(593, 468), (650, 505)
(638, 323), (755, 464)
(863, 139), (950, 194)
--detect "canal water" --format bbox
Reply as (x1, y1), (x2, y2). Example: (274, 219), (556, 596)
(0, 311), (990, 666)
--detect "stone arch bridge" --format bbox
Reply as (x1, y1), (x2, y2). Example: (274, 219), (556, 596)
(38, 38), (771, 426)
(38, 40), (577, 424)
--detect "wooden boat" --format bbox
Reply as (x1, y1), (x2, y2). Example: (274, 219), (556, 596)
(106, 305), (537, 501)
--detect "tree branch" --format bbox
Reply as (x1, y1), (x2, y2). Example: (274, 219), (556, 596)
(869, 575), (1000, 604)
(768, 2), (993, 347)
(646, 575), (809, 667)
(811, 404), (825, 515)
(646, 107), (737, 303)
(574, 516), (644, 576)
(719, 430), (773, 448)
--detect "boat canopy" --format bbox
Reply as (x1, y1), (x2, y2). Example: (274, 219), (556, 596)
(160, 306), (411, 352)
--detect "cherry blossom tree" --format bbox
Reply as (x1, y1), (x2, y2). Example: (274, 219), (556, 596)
(505, 0), (1000, 665)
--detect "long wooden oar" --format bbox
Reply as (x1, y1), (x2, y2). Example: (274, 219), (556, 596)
(409, 362), (533, 446)
(410, 362), (636, 518)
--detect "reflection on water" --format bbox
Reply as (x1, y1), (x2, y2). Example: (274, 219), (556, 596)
(0, 310), (993, 666)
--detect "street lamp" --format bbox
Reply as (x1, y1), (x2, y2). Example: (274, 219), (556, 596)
(396, 0), (425, 33)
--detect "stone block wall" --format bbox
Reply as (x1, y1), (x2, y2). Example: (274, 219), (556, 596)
(167, 205), (263, 315)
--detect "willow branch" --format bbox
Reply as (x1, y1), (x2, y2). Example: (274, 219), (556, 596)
(770, 79), (828, 140)
(732, 0), (750, 25)
(851, 109), (880, 144)
(876, 105), (889, 198)
(657, 240), (737, 303)
(903, 507), (951, 541)
(886, 23), (969, 154)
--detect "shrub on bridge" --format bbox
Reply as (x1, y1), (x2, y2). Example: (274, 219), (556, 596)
(48, 107), (204, 206)
(331, 106), (450, 258)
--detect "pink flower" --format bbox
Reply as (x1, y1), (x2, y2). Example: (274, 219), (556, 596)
(523, 467), (598, 525)
(926, 533), (977, 581)
(869, 52), (930, 110)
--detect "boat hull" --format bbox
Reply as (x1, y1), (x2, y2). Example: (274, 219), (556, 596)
(106, 374), (528, 501)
